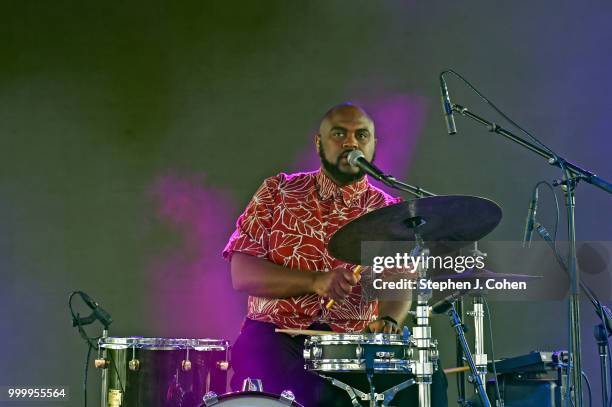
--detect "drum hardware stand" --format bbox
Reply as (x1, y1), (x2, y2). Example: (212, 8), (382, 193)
(464, 243), (491, 405)
(536, 222), (612, 407)
(241, 377), (264, 392)
(355, 162), (439, 406)
(98, 329), (110, 407)
(447, 303), (492, 407)
(446, 75), (612, 406)
(401, 221), (436, 407)
(315, 318), (424, 406)
(337, 155), (502, 406)
(320, 373), (416, 407)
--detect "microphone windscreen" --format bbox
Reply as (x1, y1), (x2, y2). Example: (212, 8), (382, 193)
(347, 149), (365, 167)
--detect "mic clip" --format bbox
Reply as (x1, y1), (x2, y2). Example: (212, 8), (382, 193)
(72, 312), (97, 327)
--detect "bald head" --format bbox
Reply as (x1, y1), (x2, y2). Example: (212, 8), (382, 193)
(319, 103), (375, 135)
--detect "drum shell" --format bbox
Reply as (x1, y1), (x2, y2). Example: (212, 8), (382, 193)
(303, 333), (414, 373)
(100, 338), (229, 407)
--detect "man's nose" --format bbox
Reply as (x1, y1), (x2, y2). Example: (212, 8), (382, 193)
(342, 133), (359, 149)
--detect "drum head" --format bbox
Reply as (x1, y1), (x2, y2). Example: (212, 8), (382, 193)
(211, 391), (302, 406)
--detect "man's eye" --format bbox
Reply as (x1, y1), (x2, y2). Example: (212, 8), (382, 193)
(333, 132), (345, 138)
(357, 132), (369, 139)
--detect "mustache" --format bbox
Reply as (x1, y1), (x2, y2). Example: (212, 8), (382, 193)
(339, 149), (359, 159)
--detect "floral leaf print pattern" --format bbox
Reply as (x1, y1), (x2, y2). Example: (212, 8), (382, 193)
(223, 170), (400, 332)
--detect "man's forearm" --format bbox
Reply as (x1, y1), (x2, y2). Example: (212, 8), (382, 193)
(230, 252), (318, 298)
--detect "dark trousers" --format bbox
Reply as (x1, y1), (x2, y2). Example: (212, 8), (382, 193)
(230, 319), (448, 407)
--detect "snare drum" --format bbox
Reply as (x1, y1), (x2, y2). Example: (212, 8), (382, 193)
(97, 337), (229, 407)
(303, 333), (414, 373)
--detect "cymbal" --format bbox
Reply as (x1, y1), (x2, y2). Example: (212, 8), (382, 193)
(328, 195), (502, 265)
(432, 268), (540, 282)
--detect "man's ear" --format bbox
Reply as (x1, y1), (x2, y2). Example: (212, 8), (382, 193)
(315, 134), (321, 152)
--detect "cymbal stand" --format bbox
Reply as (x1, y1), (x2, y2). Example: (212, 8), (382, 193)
(409, 224), (434, 407)
(372, 168), (439, 407)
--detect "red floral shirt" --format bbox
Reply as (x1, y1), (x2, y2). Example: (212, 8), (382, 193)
(223, 169), (400, 332)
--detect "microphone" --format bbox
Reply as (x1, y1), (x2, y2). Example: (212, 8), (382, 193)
(431, 290), (467, 315)
(522, 187), (539, 248)
(79, 291), (113, 328)
(440, 76), (457, 135)
(347, 150), (390, 184)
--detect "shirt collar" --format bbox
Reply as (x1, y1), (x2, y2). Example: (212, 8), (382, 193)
(315, 168), (369, 206)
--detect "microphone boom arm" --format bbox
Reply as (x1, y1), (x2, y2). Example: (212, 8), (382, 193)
(452, 104), (612, 194)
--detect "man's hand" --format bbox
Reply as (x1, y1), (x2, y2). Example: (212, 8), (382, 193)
(313, 268), (360, 302)
(364, 318), (400, 334)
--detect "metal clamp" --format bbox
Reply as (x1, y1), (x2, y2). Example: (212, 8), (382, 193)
(202, 391), (218, 406)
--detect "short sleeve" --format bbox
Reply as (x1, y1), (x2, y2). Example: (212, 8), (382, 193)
(222, 177), (278, 261)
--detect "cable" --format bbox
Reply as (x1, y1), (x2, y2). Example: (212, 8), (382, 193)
(442, 69), (573, 196)
(440, 70), (557, 158)
(483, 298), (502, 406)
(532, 180), (560, 247)
(69, 292), (99, 349)
(68, 291), (106, 407)
(608, 343), (612, 407)
(84, 344), (93, 407)
(596, 302), (612, 407)
(582, 370), (592, 407)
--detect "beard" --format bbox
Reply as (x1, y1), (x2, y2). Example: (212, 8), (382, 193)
(318, 144), (376, 184)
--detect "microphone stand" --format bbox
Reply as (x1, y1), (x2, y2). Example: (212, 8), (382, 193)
(450, 102), (612, 407)
(379, 176), (436, 199)
(456, 298), (468, 405)
(535, 223), (612, 407)
(448, 303), (492, 407)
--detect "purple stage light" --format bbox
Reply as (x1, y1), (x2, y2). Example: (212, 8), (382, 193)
(147, 173), (245, 341)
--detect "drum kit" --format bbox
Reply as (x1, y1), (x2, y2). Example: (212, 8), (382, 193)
(94, 195), (543, 407)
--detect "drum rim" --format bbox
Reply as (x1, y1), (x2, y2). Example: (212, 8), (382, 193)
(98, 336), (229, 350)
(306, 333), (412, 345)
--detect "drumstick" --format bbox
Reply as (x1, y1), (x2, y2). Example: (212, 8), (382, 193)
(325, 265), (363, 310)
(443, 365), (470, 375)
(275, 328), (333, 336)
